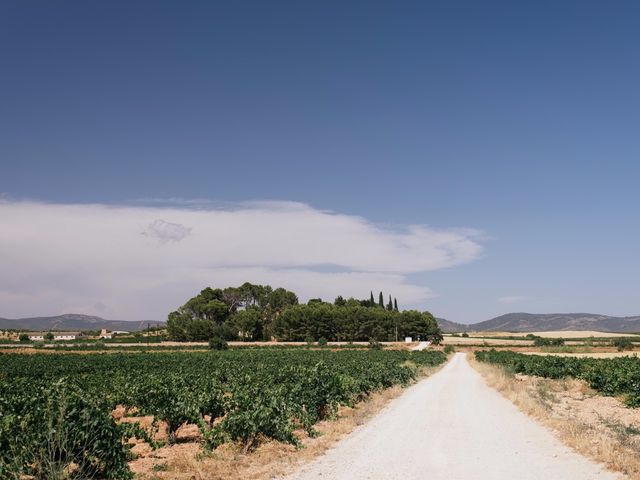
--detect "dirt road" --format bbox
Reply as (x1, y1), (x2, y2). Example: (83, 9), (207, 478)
(286, 353), (621, 480)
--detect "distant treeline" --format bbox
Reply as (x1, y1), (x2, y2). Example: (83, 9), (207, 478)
(167, 283), (442, 343)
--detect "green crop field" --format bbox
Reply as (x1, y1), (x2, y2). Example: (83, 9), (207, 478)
(475, 349), (640, 407)
(0, 348), (446, 479)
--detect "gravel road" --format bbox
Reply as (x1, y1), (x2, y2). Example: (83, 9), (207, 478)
(285, 352), (621, 480)
(411, 341), (430, 351)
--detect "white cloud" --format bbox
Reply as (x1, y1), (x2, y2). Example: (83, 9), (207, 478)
(142, 219), (192, 243)
(0, 200), (484, 320)
(497, 295), (527, 304)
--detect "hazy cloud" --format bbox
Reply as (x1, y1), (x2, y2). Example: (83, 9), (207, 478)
(0, 200), (484, 320)
(142, 219), (192, 243)
(497, 295), (527, 304)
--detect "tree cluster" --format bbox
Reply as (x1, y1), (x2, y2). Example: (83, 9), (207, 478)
(167, 283), (298, 341)
(272, 303), (441, 343)
(167, 284), (442, 343)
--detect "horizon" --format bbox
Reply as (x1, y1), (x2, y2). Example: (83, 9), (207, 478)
(2, 1), (639, 323)
(3, 309), (640, 327)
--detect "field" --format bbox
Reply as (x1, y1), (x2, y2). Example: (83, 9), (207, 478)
(475, 349), (640, 407)
(0, 348), (446, 479)
(524, 351), (640, 359)
(442, 335), (532, 346)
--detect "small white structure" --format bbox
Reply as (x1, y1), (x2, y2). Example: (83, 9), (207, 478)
(404, 336), (413, 343)
(26, 331), (82, 341)
(99, 329), (112, 339)
(56, 332), (80, 340)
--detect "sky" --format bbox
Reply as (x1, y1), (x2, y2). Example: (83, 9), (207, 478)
(1, 1), (639, 323)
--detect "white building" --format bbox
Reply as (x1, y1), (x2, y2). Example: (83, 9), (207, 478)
(26, 331), (82, 341)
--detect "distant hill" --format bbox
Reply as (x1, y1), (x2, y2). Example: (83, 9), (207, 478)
(469, 312), (640, 333)
(436, 318), (470, 333)
(0, 314), (162, 332)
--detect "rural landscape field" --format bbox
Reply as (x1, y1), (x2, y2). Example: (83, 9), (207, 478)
(1, 286), (639, 479)
(3, 1), (640, 479)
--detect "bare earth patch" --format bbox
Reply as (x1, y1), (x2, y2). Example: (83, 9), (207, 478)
(471, 357), (640, 479)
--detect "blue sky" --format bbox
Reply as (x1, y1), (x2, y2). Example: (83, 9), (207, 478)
(1, 1), (639, 322)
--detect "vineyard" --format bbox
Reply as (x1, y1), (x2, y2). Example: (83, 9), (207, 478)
(0, 348), (446, 479)
(475, 350), (640, 407)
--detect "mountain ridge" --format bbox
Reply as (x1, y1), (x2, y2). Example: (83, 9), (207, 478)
(0, 314), (161, 332)
(437, 312), (640, 333)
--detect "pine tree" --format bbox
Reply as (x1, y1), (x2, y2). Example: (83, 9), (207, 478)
(378, 292), (384, 308)
(394, 298), (398, 312)
(387, 295), (393, 311)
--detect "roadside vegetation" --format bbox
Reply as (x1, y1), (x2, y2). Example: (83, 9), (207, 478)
(476, 349), (640, 407)
(471, 353), (640, 478)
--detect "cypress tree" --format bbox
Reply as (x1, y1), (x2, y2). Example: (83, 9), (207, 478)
(370, 291), (375, 305)
(378, 292), (384, 308)
(387, 295), (393, 311)
(394, 298), (398, 312)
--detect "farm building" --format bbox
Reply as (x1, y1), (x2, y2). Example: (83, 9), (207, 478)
(26, 331), (83, 341)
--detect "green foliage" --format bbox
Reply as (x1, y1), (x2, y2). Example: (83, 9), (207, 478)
(443, 345), (455, 354)
(461, 332), (469, 337)
(167, 283), (298, 341)
(228, 308), (262, 341)
(532, 336), (565, 347)
(476, 350), (640, 407)
(18, 333), (29, 342)
(44, 332), (54, 342)
(368, 339), (383, 350)
(208, 336), (228, 351)
(272, 304), (442, 343)
(613, 338), (634, 352)
(0, 349), (447, 473)
(167, 284), (444, 345)
(0, 379), (132, 479)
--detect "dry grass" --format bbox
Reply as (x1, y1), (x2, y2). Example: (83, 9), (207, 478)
(524, 351), (639, 359)
(132, 363), (447, 480)
(470, 357), (640, 479)
(442, 336), (532, 346)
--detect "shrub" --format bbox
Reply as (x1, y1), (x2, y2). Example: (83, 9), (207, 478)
(318, 337), (328, 347)
(208, 336), (228, 351)
(368, 339), (383, 350)
(443, 345), (455, 354)
(461, 332), (469, 338)
(613, 338), (634, 352)
(19, 333), (30, 342)
(0, 380), (132, 479)
(533, 336), (565, 347)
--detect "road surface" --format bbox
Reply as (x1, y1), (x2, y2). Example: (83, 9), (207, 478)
(286, 353), (621, 480)
(411, 341), (430, 351)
